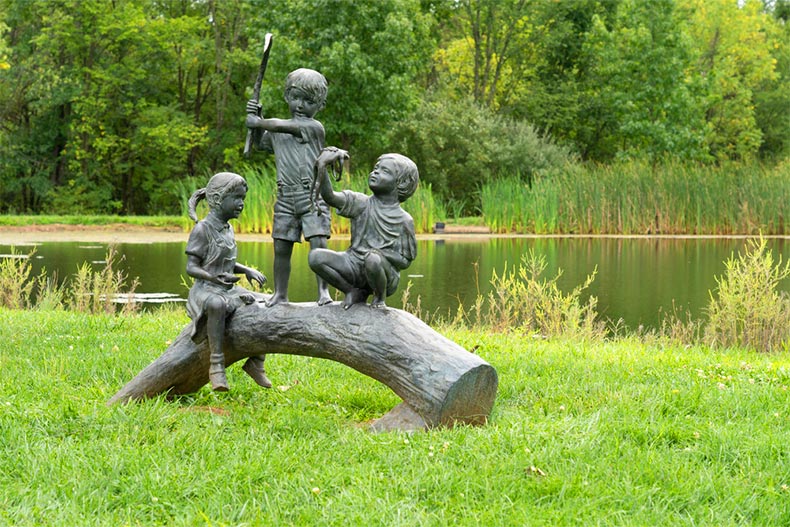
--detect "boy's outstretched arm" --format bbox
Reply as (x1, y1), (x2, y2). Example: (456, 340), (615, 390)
(245, 100), (302, 137)
(314, 147), (348, 209)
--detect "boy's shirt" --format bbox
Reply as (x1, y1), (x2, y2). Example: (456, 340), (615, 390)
(258, 118), (324, 189)
(338, 190), (417, 268)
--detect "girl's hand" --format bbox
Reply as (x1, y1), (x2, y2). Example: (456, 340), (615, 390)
(215, 272), (240, 286)
(245, 269), (267, 288)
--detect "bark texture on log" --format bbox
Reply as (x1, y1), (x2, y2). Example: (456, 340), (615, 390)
(109, 301), (498, 431)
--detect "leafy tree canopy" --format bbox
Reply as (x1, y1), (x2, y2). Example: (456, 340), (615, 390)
(0, 0), (787, 215)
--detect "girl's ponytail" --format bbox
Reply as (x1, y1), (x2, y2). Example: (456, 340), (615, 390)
(187, 188), (207, 222)
(190, 172), (245, 222)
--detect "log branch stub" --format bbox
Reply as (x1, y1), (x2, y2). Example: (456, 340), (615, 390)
(109, 301), (498, 431)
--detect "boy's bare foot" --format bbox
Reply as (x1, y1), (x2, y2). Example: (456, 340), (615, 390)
(265, 293), (289, 307)
(242, 358), (272, 388)
(342, 288), (368, 309)
(317, 294), (333, 306)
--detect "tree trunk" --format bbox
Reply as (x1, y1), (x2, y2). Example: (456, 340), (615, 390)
(108, 302), (498, 432)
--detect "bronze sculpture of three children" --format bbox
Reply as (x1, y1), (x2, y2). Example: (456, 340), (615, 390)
(186, 68), (419, 391)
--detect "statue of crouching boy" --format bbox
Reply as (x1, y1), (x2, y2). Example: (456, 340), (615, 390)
(309, 147), (418, 309)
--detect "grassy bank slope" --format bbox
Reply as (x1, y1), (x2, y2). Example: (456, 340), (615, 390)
(2, 309), (790, 525)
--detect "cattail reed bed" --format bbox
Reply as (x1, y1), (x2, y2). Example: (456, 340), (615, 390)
(481, 161), (790, 235)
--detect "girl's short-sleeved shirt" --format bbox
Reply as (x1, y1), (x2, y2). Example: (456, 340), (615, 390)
(186, 213), (237, 280)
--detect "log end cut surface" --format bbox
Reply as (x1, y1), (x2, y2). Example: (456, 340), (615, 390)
(439, 363), (499, 427)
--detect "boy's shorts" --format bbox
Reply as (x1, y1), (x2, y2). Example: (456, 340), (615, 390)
(345, 249), (400, 296)
(272, 187), (331, 242)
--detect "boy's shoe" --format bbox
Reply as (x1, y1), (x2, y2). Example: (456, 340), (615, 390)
(209, 370), (229, 392)
(242, 357), (272, 388)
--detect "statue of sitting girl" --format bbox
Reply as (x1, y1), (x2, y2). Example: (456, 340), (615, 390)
(185, 172), (270, 391)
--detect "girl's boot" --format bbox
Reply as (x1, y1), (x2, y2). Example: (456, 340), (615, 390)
(209, 347), (229, 391)
(242, 355), (272, 388)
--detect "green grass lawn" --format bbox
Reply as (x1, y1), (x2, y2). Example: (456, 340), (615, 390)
(2, 308), (790, 526)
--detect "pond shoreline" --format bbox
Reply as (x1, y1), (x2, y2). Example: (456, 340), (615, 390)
(5, 228), (790, 329)
(1, 224), (789, 244)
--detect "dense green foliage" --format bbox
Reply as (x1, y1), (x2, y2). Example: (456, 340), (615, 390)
(388, 92), (575, 214)
(0, 0), (788, 217)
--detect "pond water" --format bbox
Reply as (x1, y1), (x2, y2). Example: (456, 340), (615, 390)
(3, 236), (790, 330)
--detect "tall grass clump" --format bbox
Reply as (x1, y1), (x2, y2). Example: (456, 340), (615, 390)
(0, 245), (139, 313)
(403, 182), (439, 234)
(481, 160), (790, 234)
(67, 246), (139, 315)
(0, 247), (65, 310)
(236, 164), (278, 234)
(454, 251), (605, 340)
(480, 174), (564, 233)
(703, 236), (790, 352)
(0, 247), (41, 309)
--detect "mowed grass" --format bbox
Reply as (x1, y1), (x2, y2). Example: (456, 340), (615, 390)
(2, 308), (790, 525)
(0, 215), (184, 229)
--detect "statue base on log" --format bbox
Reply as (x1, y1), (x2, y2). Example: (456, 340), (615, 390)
(109, 301), (498, 432)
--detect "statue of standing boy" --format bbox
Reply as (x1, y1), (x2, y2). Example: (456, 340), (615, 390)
(309, 147), (419, 309)
(245, 68), (332, 307)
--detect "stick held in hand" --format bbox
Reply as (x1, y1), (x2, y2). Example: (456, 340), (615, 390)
(243, 33), (274, 157)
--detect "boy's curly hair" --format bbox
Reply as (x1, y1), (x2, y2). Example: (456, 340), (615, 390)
(285, 68), (328, 108)
(378, 154), (419, 202)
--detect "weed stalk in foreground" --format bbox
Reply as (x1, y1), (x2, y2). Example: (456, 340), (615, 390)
(0, 245), (139, 314)
(704, 236), (790, 352)
(67, 246), (140, 315)
(452, 251), (605, 340)
(0, 247), (37, 309)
